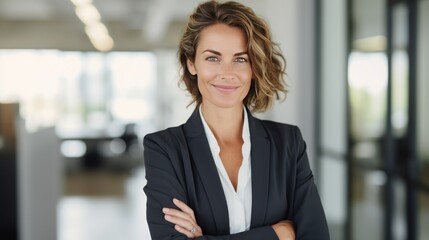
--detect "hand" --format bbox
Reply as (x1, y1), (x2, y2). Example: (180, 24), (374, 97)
(272, 220), (295, 240)
(163, 198), (203, 239)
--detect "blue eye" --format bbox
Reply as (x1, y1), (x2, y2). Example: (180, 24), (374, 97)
(235, 57), (248, 63)
(206, 57), (218, 62)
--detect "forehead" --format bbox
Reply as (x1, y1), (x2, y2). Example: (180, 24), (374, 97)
(197, 23), (248, 53)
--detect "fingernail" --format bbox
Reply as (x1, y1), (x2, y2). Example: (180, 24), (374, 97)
(162, 208), (168, 213)
(173, 198), (179, 203)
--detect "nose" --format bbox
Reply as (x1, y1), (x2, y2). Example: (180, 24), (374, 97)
(219, 62), (235, 79)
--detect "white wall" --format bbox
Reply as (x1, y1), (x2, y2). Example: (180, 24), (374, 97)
(256, 0), (317, 167)
(319, 0), (348, 227)
(17, 121), (62, 240)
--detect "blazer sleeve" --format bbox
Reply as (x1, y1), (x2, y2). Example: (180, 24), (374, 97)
(143, 133), (280, 240)
(291, 127), (330, 240)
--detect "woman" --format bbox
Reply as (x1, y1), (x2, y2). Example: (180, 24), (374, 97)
(143, 1), (330, 239)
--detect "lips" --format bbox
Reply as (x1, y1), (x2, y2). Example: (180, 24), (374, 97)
(212, 84), (238, 92)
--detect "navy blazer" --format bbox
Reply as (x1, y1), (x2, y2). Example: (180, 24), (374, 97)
(143, 109), (330, 239)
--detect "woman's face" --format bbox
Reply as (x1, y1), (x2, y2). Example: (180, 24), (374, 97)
(187, 23), (252, 111)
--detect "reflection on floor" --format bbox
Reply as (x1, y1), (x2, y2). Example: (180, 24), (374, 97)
(58, 166), (429, 240)
(58, 167), (151, 240)
(351, 170), (429, 240)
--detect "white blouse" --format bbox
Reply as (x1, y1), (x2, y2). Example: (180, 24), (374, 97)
(199, 107), (252, 234)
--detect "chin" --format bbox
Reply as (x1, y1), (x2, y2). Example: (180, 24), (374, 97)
(202, 92), (246, 110)
(212, 99), (243, 109)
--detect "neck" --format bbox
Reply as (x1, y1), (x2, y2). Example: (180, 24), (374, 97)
(200, 104), (244, 143)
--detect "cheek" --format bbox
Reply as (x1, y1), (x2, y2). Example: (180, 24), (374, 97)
(197, 74), (212, 94)
(243, 71), (253, 94)
(240, 68), (253, 84)
(197, 67), (218, 82)
(244, 79), (252, 93)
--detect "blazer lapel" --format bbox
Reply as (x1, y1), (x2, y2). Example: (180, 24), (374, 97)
(184, 109), (230, 234)
(247, 110), (271, 228)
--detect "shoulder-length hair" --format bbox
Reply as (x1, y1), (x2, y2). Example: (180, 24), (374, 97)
(178, 0), (287, 112)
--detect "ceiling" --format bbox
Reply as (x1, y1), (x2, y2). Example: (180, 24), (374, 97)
(0, 0), (238, 51)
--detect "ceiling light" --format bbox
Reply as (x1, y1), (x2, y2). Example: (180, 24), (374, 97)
(70, 0), (114, 51)
(89, 35), (114, 52)
(70, 0), (93, 7)
(84, 22), (108, 38)
(74, 4), (101, 25)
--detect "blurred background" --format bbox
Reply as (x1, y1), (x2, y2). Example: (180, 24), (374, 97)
(0, 0), (428, 239)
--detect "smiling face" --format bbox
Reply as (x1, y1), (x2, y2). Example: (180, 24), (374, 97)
(187, 23), (253, 112)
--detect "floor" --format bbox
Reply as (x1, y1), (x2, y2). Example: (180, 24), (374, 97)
(58, 167), (151, 240)
(57, 166), (429, 240)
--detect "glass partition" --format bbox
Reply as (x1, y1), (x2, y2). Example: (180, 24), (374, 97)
(318, 0), (348, 239)
(417, 1), (429, 238)
(417, 0), (429, 187)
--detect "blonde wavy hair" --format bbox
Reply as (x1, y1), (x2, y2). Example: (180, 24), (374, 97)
(178, 0), (287, 112)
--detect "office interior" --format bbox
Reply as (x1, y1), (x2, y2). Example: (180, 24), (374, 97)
(0, 0), (428, 239)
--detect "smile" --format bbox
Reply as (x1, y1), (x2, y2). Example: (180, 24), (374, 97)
(212, 84), (239, 92)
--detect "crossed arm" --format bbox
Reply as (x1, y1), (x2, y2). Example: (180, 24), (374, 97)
(162, 198), (295, 240)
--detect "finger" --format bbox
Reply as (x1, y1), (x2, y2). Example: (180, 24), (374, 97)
(164, 213), (195, 231)
(175, 224), (203, 238)
(162, 207), (195, 223)
(174, 225), (195, 238)
(173, 198), (195, 220)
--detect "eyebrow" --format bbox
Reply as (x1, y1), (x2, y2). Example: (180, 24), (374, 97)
(202, 49), (248, 56)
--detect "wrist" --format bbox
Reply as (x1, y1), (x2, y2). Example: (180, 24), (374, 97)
(272, 221), (295, 240)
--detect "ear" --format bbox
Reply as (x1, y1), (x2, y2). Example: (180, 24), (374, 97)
(187, 58), (197, 75)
